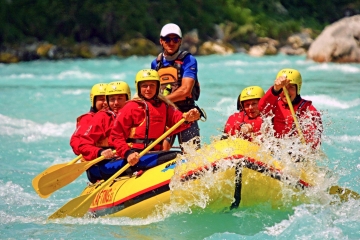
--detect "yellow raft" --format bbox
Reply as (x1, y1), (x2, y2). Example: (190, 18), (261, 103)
(80, 138), (318, 218)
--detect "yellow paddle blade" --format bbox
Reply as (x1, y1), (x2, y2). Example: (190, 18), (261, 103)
(32, 163), (69, 198)
(36, 161), (94, 197)
(329, 185), (360, 202)
(48, 118), (186, 219)
(32, 155), (83, 198)
(35, 153), (110, 197)
(48, 163), (130, 219)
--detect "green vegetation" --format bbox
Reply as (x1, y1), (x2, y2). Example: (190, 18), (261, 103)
(1, 0), (358, 45)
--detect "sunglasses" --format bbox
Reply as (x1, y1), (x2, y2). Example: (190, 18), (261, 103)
(161, 36), (181, 43)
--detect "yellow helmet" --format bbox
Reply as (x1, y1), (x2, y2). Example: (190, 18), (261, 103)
(135, 69), (160, 97)
(276, 68), (302, 95)
(237, 86), (264, 110)
(90, 83), (107, 108)
(106, 81), (131, 100)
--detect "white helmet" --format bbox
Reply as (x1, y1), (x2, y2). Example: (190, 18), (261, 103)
(160, 23), (182, 38)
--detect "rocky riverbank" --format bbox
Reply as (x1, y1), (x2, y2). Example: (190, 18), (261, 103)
(1, 15), (359, 64)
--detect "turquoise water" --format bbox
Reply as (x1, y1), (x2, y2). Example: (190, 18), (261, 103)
(1, 54), (359, 239)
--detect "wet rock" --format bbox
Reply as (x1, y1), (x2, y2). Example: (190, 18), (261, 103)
(0, 52), (20, 63)
(114, 38), (158, 57)
(182, 29), (199, 55)
(279, 45), (306, 55)
(307, 15), (360, 63)
(89, 45), (113, 57)
(73, 43), (94, 58)
(198, 41), (234, 55)
(37, 43), (54, 57)
(287, 30), (313, 50)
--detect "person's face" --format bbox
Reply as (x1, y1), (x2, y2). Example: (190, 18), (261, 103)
(95, 95), (107, 111)
(108, 94), (127, 113)
(243, 99), (260, 119)
(280, 84), (297, 103)
(140, 81), (158, 99)
(160, 34), (182, 55)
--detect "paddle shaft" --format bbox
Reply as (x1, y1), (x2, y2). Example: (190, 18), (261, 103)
(68, 154), (83, 165)
(283, 87), (360, 201)
(49, 118), (186, 219)
(283, 87), (306, 144)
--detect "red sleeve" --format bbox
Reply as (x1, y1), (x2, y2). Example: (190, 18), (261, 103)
(78, 111), (110, 161)
(166, 105), (191, 135)
(258, 86), (280, 116)
(111, 102), (138, 158)
(69, 113), (93, 155)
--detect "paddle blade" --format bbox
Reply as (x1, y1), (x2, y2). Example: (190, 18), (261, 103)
(36, 162), (90, 197)
(32, 163), (69, 198)
(48, 194), (91, 219)
(48, 119), (184, 219)
(329, 185), (360, 202)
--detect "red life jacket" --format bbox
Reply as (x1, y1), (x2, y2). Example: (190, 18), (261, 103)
(126, 100), (168, 150)
(224, 111), (262, 141)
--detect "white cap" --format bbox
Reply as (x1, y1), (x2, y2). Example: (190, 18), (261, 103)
(160, 23), (182, 38)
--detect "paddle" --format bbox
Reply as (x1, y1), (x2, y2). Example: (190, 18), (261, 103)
(48, 118), (186, 219)
(283, 87), (359, 202)
(32, 154), (83, 198)
(34, 151), (115, 198)
(283, 87), (306, 144)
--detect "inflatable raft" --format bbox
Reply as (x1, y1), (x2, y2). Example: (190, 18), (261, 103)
(80, 138), (318, 218)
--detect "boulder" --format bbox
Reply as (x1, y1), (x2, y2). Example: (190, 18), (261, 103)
(287, 30), (313, 50)
(307, 15), (360, 63)
(0, 52), (20, 63)
(114, 38), (158, 57)
(198, 41), (234, 55)
(182, 29), (199, 55)
(279, 45), (306, 55)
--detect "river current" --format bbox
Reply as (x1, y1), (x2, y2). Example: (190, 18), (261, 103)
(0, 54), (359, 239)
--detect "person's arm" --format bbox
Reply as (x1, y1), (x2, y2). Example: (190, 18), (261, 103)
(166, 55), (197, 103)
(70, 114), (93, 155)
(166, 77), (194, 103)
(258, 86), (281, 115)
(150, 59), (157, 69)
(78, 113), (107, 161)
(258, 75), (289, 114)
(110, 102), (138, 159)
(165, 106), (197, 135)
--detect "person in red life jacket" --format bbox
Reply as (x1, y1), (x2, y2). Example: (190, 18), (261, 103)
(258, 68), (323, 150)
(110, 69), (200, 167)
(151, 23), (205, 150)
(78, 81), (131, 183)
(70, 83), (108, 156)
(223, 86), (264, 142)
(78, 81), (131, 161)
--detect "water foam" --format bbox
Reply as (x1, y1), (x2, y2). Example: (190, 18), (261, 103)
(303, 95), (360, 109)
(0, 114), (74, 142)
(62, 89), (88, 95)
(307, 64), (360, 73)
